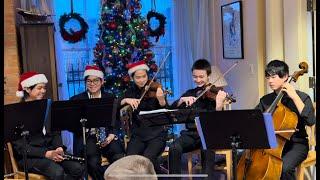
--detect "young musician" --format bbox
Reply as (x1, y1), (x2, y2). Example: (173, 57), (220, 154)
(169, 59), (228, 179)
(71, 65), (125, 180)
(256, 60), (315, 179)
(120, 61), (168, 173)
(12, 71), (85, 180)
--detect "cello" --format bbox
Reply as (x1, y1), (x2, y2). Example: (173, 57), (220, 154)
(237, 62), (308, 180)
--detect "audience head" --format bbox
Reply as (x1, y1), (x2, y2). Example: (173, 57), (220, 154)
(104, 155), (157, 180)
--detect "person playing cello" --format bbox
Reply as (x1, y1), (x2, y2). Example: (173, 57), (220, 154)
(256, 60), (315, 179)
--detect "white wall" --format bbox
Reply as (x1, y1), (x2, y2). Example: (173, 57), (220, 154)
(212, 0), (266, 109)
(210, 0), (315, 109)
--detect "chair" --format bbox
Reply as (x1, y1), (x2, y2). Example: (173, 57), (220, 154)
(5, 142), (46, 180)
(187, 149), (232, 180)
(187, 102), (233, 180)
(296, 102), (316, 180)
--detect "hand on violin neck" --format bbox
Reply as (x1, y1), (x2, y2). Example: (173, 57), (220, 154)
(156, 88), (166, 106)
(215, 90), (227, 111)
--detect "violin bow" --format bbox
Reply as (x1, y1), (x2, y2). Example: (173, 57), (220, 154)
(139, 51), (172, 101)
(194, 61), (239, 102)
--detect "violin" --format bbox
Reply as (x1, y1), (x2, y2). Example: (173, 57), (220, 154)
(143, 80), (172, 99)
(198, 83), (236, 103)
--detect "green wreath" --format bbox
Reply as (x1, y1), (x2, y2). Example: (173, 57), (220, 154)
(59, 12), (89, 43)
(147, 11), (166, 42)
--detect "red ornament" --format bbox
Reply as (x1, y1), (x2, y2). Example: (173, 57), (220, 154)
(108, 22), (117, 30)
(141, 40), (149, 49)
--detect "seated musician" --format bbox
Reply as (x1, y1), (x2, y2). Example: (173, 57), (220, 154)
(71, 65), (125, 180)
(120, 61), (168, 173)
(169, 59), (228, 179)
(12, 71), (85, 180)
(256, 60), (315, 179)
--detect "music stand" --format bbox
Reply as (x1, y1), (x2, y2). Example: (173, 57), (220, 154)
(4, 99), (50, 180)
(51, 97), (118, 179)
(195, 109), (277, 180)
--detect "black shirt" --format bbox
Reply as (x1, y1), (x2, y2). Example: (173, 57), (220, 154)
(171, 86), (216, 131)
(256, 90), (315, 142)
(121, 83), (168, 141)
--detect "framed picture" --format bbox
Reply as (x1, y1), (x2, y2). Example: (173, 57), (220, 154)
(221, 1), (244, 59)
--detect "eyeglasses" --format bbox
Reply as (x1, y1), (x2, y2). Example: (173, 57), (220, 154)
(86, 78), (101, 85)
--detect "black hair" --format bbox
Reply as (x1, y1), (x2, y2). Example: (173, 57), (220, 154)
(265, 59), (289, 78)
(20, 84), (37, 102)
(84, 76), (103, 82)
(191, 59), (212, 76)
(131, 69), (148, 79)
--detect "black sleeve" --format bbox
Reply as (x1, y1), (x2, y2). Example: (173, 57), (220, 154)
(47, 132), (65, 150)
(255, 99), (265, 112)
(298, 93), (316, 126)
(12, 136), (48, 158)
(170, 90), (191, 108)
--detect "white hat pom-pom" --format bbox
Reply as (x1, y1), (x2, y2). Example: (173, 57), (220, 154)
(16, 91), (24, 98)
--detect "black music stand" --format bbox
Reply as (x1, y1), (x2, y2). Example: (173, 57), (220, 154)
(195, 109), (277, 180)
(4, 99), (50, 180)
(51, 97), (118, 179)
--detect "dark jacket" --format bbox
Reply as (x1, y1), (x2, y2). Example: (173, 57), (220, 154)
(256, 90), (315, 142)
(12, 99), (65, 165)
(69, 91), (120, 135)
(121, 83), (168, 141)
(170, 87), (216, 136)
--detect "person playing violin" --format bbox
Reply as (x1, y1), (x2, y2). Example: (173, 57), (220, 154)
(120, 60), (168, 173)
(256, 60), (315, 180)
(169, 59), (228, 179)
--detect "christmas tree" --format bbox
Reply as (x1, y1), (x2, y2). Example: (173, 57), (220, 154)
(93, 0), (158, 97)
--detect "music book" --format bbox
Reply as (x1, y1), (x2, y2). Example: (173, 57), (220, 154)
(139, 108), (179, 115)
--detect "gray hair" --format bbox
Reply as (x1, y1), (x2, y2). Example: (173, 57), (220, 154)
(104, 155), (157, 180)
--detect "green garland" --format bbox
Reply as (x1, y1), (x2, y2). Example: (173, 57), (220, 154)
(147, 11), (166, 42)
(59, 12), (89, 43)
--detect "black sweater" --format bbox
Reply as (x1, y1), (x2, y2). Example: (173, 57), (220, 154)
(121, 84), (168, 141)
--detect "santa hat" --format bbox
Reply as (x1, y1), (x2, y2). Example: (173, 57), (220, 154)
(83, 65), (104, 79)
(16, 71), (48, 97)
(126, 61), (150, 77)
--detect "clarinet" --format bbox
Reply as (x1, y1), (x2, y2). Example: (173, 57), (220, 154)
(63, 154), (85, 162)
(88, 92), (107, 147)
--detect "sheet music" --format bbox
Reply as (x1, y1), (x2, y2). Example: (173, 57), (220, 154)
(139, 109), (179, 115)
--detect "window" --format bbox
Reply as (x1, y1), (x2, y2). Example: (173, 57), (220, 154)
(141, 0), (174, 99)
(54, 0), (173, 99)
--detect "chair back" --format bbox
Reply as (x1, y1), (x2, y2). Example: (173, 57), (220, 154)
(6, 142), (19, 173)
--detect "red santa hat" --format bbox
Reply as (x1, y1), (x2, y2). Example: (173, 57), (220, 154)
(126, 61), (150, 77)
(16, 71), (48, 97)
(83, 65), (104, 79)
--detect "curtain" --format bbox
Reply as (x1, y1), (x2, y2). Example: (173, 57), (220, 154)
(172, 0), (214, 133)
(172, 0), (214, 98)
